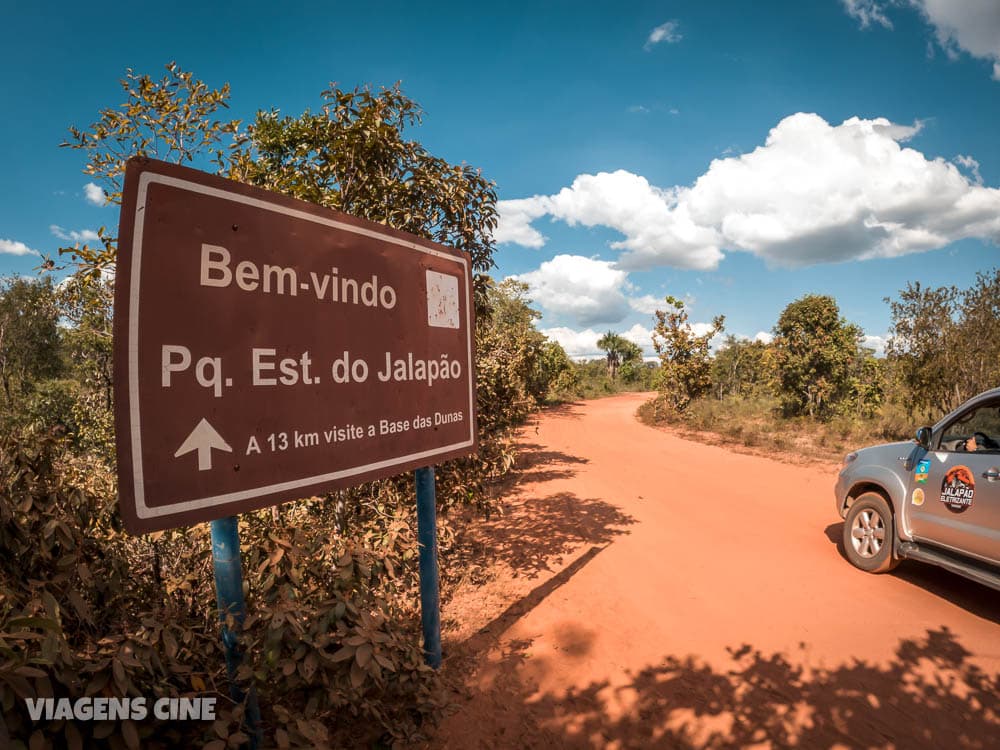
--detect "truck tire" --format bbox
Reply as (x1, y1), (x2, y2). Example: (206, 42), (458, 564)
(843, 492), (900, 573)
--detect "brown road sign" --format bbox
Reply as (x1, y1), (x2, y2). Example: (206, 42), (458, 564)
(113, 158), (477, 534)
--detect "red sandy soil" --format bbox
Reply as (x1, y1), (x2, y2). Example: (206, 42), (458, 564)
(430, 393), (1000, 749)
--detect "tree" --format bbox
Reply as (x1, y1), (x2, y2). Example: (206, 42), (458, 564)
(617, 340), (646, 382)
(959, 269), (1000, 398)
(772, 295), (861, 419)
(47, 63), (509, 745)
(0, 276), (62, 404)
(477, 278), (563, 421)
(226, 83), (497, 309)
(57, 274), (114, 407)
(64, 61), (239, 202)
(653, 296), (724, 412)
(886, 268), (1000, 420)
(540, 340), (579, 396)
(534, 340), (575, 398)
(885, 282), (958, 418)
(847, 347), (885, 419)
(711, 335), (775, 399)
(55, 274), (116, 456)
(597, 332), (641, 381)
(60, 62), (240, 279)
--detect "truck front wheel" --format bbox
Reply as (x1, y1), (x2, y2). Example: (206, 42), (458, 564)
(843, 492), (900, 573)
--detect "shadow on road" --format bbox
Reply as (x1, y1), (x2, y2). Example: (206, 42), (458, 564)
(449, 440), (629, 581)
(481, 493), (635, 579)
(515, 441), (590, 485)
(893, 564), (1000, 626)
(824, 521), (1000, 625)
(460, 545), (607, 656)
(538, 402), (587, 421)
(444, 627), (1000, 749)
(823, 521), (845, 556)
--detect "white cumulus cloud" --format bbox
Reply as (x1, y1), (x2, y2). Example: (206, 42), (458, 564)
(510, 255), (633, 326)
(916, 0), (1000, 79)
(645, 20), (682, 50)
(84, 182), (105, 206)
(542, 323), (658, 360)
(510, 255), (679, 327)
(678, 113), (1000, 268)
(50, 225), (100, 243)
(628, 294), (664, 315)
(842, 0), (893, 29)
(496, 170), (723, 270)
(497, 113), (1000, 270)
(541, 327), (603, 359)
(843, 0), (1000, 80)
(621, 323), (657, 357)
(0, 238), (40, 256)
(754, 331), (775, 344)
(494, 197), (549, 247)
(863, 334), (889, 355)
(954, 154), (984, 185)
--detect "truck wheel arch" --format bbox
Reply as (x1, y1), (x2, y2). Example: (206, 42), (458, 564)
(844, 482), (894, 517)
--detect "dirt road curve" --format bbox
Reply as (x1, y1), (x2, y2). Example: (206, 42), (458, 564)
(432, 393), (1000, 749)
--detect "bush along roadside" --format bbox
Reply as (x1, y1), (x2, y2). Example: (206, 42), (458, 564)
(1, 64), (574, 748)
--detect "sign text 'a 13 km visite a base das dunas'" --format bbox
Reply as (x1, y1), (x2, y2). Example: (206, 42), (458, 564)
(114, 158), (477, 534)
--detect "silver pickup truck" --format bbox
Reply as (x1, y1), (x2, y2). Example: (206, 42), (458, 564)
(835, 388), (1000, 589)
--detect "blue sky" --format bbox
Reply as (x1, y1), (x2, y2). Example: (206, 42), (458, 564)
(2, 0), (998, 358)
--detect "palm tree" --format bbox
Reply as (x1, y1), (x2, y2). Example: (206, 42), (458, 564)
(597, 331), (640, 380)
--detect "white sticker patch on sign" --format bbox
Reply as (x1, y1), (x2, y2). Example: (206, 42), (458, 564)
(426, 270), (460, 329)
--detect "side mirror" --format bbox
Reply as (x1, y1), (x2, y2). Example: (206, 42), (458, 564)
(915, 426), (932, 449)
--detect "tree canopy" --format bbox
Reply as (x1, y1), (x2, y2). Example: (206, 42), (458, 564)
(772, 294), (863, 418)
(227, 84), (497, 310)
(652, 296), (724, 412)
(597, 331), (641, 381)
(0, 276), (62, 403)
(886, 269), (1000, 420)
(4, 63), (521, 747)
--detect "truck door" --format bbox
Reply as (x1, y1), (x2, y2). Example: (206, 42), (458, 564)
(906, 398), (1000, 566)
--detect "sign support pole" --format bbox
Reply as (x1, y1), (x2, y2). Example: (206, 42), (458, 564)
(210, 516), (262, 746)
(414, 467), (442, 669)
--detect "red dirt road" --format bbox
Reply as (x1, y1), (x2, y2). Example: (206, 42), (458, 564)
(433, 393), (1000, 749)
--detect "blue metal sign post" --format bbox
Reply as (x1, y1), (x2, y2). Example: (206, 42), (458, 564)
(210, 516), (262, 746)
(414, 467), (442, 669)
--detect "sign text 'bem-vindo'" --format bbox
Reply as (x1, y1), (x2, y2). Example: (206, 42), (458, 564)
(113, 158), (477, 533)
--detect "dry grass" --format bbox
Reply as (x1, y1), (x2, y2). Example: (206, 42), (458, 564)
(637, 395), (914, 465)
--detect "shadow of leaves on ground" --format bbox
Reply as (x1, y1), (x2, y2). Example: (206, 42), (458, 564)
(538, 402), (587, 421)
(479, 493), (634, 579)
(459, 627), (1000, 749)
(513, 441), (590, 483)
(444, 489), (633, 591)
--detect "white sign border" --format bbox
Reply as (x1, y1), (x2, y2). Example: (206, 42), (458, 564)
(129, 171), (476, 519)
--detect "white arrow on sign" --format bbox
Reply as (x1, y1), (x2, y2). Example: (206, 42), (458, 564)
(174, 418), (233, 471)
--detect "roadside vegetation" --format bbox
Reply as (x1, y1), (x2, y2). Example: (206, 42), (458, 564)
(0, 64), (571, 749)
(639, 272), (1000, 462)
(2, 61), (997, 749)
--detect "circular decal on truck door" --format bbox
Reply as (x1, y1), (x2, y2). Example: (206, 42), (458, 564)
(940, 465), (975, 514)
